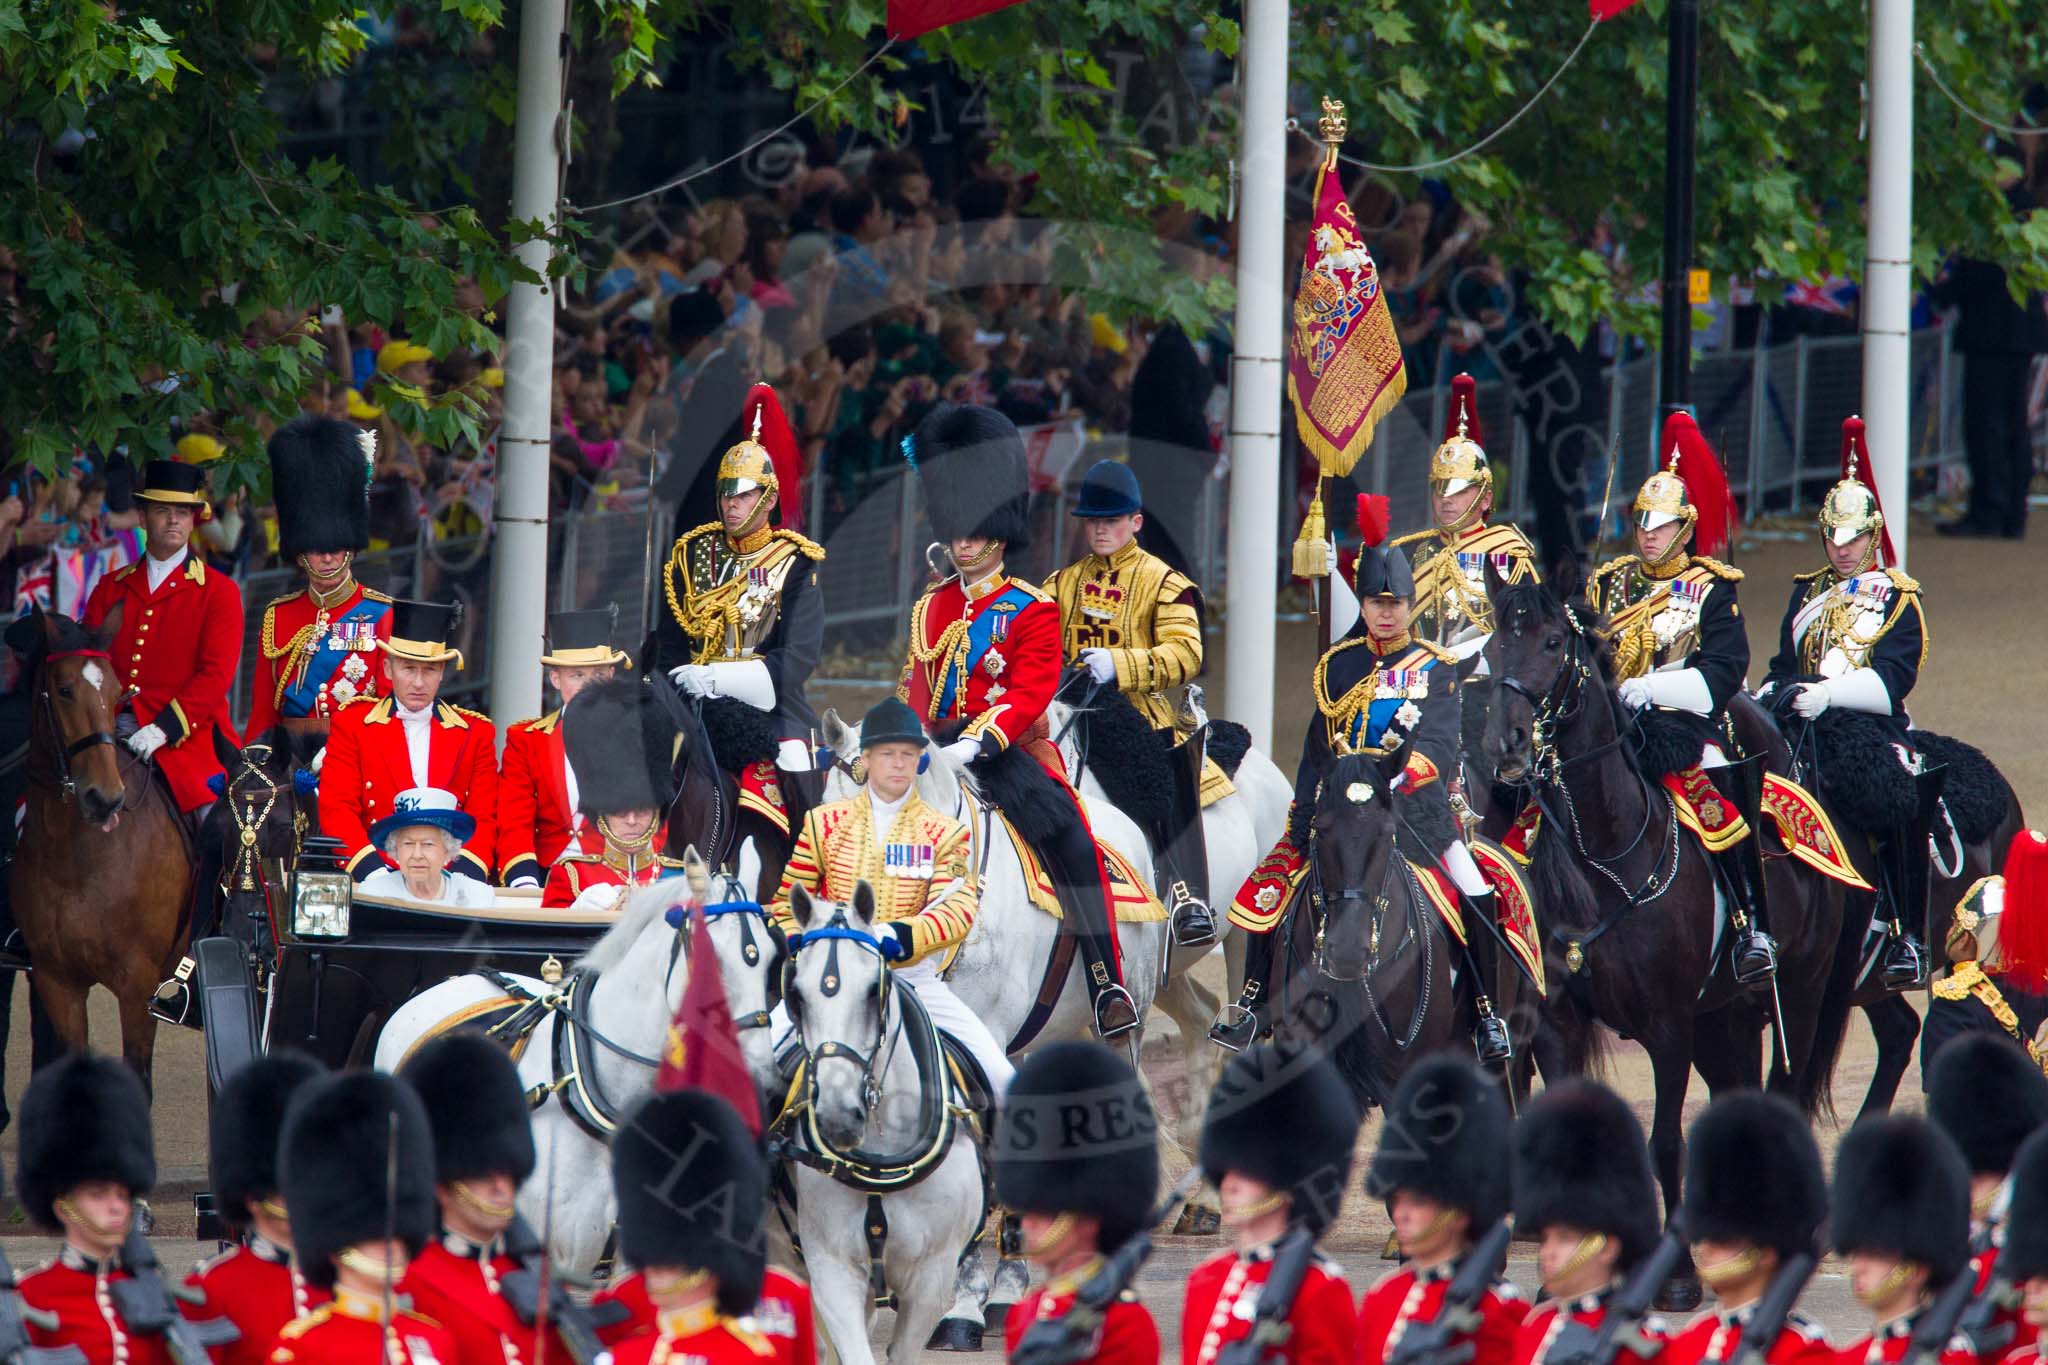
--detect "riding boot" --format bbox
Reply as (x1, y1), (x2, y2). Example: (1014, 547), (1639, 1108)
(1209, 927), (1274, 1052)
(1877, 765), (1947, 991)
(1459, 893), (1512, 1065)
(1044, 818), (1139, 1040)
(1704, 757), (1778, 989)
(150, 803), (224, 1028)
(1155, 726), (1217, 949)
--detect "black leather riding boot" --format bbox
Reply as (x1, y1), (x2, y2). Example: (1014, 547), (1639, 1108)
(1156, 729), (1218, 949)
(1460, 893), (1512, 1064)
(1705, 758), (1777, 989)
(1045, 820), (1139, 1040)
(1876, 827), (1930, 991)
(1210, 926), (1274, 1052)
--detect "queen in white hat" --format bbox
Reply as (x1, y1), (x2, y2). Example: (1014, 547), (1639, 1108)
(360, 787), (495, 906)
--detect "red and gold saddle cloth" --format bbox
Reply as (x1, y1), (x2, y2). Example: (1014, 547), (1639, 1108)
(738, 760), (790, 836)
(1409, 849), (1545, 995)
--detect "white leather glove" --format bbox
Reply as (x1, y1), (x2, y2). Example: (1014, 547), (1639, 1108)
(1638, 667), (1714, 716)
(670, 664), (712, 698)
(1821, 667), (1893, 715)
(1618, 677), (1653, 711)
(310, 744), (327, 774)
(127, 724), (168, 760)
(705, 659), (776, 711)
(1325, 541), (1361, 641)
(1079, 649), (1117, 685)
(941, 737), (983, 768)
(570, 883), (627, 915)
(1753, 681), (1777, 703)
(1790, 683), (1832, 719)
(508, 876), (540, 890)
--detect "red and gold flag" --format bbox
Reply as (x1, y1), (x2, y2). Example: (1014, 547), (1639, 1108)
(655, 897), (764, 1138)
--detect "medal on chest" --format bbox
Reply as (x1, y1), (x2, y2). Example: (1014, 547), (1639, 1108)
(884, 842), (936, 880)
(1651, 577), (1708, 650)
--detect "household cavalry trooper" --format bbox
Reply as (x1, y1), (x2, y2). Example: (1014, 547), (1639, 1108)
(545, 677), (686, 911)
(496, 606), (630, 889)
(269, 1070), (456, 1365)
(189, 1052), (332, 1365)
(1828, 1116), (1979, 1365)
(1506, 1081), (1664, 1365)
(1925, 829), (2048, 1067)
(1590, 412), (1776, 987)
(251, 415), (392, 744)
(899, 402), (1139, 1040)
(1216, 508), (1511, 1064)
(1046, 458), (1218, 949)
(994, 1041), (1162, 1365)
(656, 383), (824, 838)
(769, 695), (1011, 1091)
(1758, 414), (1933, 988)
(1182, 1040), (1361, 1365)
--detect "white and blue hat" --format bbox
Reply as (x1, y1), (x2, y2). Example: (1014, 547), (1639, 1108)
(368, 786), (476, 848)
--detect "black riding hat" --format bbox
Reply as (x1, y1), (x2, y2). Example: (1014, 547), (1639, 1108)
(1071, 460), (1142, 519)
(861, 696), (928, 750)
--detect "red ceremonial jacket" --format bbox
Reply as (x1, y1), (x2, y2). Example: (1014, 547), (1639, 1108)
(1007, 1275), (1159, 1365)
(322, 696), (497, 882)
(540, 834), (683, 909)
(269, 1297), (458, 1365)
(1511, 1294), (1665, 1365)
(82, 552), (244, 812)
(1357, 1261), (1527, 1365)
(19, 1253), (177, 1365)
(399, 1240), (565, 1365)
(496, 713), (578, 888)
(899, 573), (1067, 778)
(184, 1240), (329, 1365)
(1182, 1245), (1358, 1365)
(592, 1268), (813, 1365)
(1833, 1312), (1985, 1365)
(248, 583), (392, 739)
(607, 1308), (778, 1365)
(1656, 1307), (1835, 1365)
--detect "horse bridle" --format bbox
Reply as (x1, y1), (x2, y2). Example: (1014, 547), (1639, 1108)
(224, 744), (303, 889)
(786, 909), (899, 1118)
(668, 890), (781, 1032)
(1307, 786), (1433, 1049)
(34, 648), (130, 806)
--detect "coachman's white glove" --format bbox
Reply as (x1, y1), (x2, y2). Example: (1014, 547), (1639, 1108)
(127, 724), (168, 760)
(1079, 649), (1117, 686)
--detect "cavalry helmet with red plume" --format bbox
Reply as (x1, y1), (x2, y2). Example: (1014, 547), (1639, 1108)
(1820, 415), (1891, 567)
(1428, 373), (1490, 499)
(1637, 411), (1738, 561)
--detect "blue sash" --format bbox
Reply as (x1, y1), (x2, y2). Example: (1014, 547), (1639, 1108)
(282, 598), (389, 717)
(935, 584), (1035, 719)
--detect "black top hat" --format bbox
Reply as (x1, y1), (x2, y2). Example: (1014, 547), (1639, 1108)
(402, 1032), (537, 1186)
(268, 416), (371, 557)
(211, 1052), (326, 1227)
(860, 697), (928, 750)
(1071, 461), (1142, 519)
(1201, 1040), (1361, 1234)
(382, 598), (465, 668)
(135, 459), (211, 509)
(541, 606), (629, 669)
(1367, 1054), (1511, 1229)
(1830, 1115), (1971, 1284)
(613, 1090), (766, 1317)
(995, 1042), (1160, 1253)
(17, 1055), (157, 1231)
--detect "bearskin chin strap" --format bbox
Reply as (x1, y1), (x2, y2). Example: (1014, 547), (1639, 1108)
(1548, 1232), (1611, 1290)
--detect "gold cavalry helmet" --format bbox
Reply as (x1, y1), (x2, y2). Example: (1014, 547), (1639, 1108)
(1820, 415), (1890, 561)
(1430, 372), (1491, 498)
(715, 384), (798, 520)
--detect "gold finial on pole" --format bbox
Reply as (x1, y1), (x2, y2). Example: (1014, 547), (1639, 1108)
(1317, 97), (1347, 172)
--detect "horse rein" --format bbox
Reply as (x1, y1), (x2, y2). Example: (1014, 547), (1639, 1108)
(32, 648), (144, 811)
(785, 910), (900, 1120)
(1306, 788), (1436, 1048)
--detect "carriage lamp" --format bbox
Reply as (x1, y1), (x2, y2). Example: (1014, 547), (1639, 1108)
(292, 868), (352, 939)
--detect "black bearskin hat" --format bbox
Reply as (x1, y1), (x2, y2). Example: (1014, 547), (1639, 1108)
(277, 1071), (438, 1289)
(613, 1090), (767, 1318)
(995, 1042), (1159, 1253)
(1830, 1116), (1971, 1284)
(2000, 1127), (2048, 1281)
(401, 1032), (536, 1185)
(268, 415), (371, 557)
(564, 678), (678, 818)
(1201, 1040), (1360, 1234)
(1512, 1080), (1659, 1269)
(907, 402), (1032, 549)
(1926, 1033), (2048, 1176)
(211, 1051), (326, 1225)
(17, 1054), (157, 1231)
(1682, 1092), (1826, 1259)
(1367, 1054), (1510, 1229)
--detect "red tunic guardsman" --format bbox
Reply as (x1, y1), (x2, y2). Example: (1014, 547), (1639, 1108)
(591, 1269), (814, 1365)
(1993, 1125), (2048, 1365)
(542, 678), (685, 911)
(1507, 1081), (1667, 1365)
(187, 1053), (331, 1365)
(898, 402), (1138, 1040)
(607, 1090), (780, 1365)
(497, 607), (629, 889)
(16, 1055), (193, 1365)
(1657, 1094), (1834, 1365)
(81, 457), (245, 813)
(270, 1070), (455, 1365)
(1357, 1056), (1527, 1365)
(995, 1042), (1163, 1364)
(398, 1033), (565, 1365)
(1830, 1117), (1981, 1365)
(251, 415), (392, 744)
(1182, 1041), (1361, 1365)
(321, 597), (498, 883)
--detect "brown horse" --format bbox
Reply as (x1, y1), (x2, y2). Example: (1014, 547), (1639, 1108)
(9, 607), (193, 1086)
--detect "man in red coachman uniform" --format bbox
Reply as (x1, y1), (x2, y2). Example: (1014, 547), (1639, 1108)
(1996, 1127), (2048, 1365)
(996, 1041), (1162, 1365)
(1357, 1056), (1526, 1365)
(186, 1053), (331, 1365)
(1656, 1094), (1834, 1365)
(1508, 1082), (1666, 1365)
(1182, 1041), (1360, 1365)
(496, 607), (628, 889)
(269, 1070), (455, 1365)
(321, 597), (497, 884)
(1829, 1117), (1981, 1365)
(897, 402), (1137, 1040)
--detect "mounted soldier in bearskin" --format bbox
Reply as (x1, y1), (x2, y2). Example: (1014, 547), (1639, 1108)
(1758, 415), (1934, 988)
(1045, 459), (1218, 948)
(1591, 412), (1776, 987)
(995, 1041), (1162, 1365)
(497, 607), (631, 889)
(1925, 829), (2048, 1069)
(655, 384), (824, 840)
(1829, 1116), (1978, 1365)
(899, 402), (1138, 1040)
(546, 677), (686, 911)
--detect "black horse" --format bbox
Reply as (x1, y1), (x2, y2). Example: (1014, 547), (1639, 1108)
(650, 678), (812, 900)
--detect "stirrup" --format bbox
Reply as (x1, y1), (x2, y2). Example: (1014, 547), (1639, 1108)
(1093, 984), (1140, 1040)
(1169, 891), (1218, 949)
(147, 957), (197, 1027)
(1731, 930), (1778, 989)
(1472, 1007), (1511, 1065)
(1208, 1000), (1262, 1053)
(1882, 935), (1930, 992)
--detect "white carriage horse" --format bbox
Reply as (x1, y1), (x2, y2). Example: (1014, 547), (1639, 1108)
(373, 845), (784, 1277)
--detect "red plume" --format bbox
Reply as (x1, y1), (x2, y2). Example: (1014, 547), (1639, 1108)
(1444, 373), (1481, 447)
(1837, 415), (1893, 566)
(1356, 493), (1390, 548)
(743, 383), (804, 534)
(655, 899), (763, 1137)
(1659, 412), (1737, 559)
(1997, 829), (2048, 993)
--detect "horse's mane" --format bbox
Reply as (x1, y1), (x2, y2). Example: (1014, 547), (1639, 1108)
(579, 879), (684, 972)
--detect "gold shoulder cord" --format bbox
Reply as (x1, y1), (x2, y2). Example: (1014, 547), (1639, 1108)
(261, 603), (325, 709)
(1313, 640), (1378, 753)
(905, 592), (972, 722)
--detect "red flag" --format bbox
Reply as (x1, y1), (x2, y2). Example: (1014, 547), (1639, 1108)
(887, 0), (1027, 39)
(655, 900), (763, 1138)
(1590, 0), (1644, 18)
(1286, 157), (1407, 479)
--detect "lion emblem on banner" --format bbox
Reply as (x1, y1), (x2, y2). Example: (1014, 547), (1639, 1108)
(1294, 217), (1383, 380)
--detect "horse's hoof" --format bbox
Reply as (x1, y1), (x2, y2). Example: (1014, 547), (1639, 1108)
(1652, 1273), (1703, 1314)
(1172, 1204), (1222, 1236)
(927, 1318), (984, 1352)
(985, 1303), (1017, 1334)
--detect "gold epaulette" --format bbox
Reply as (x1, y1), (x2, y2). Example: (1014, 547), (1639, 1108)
(362, 585), (394, 603)
(1688, 556), (1743, 581)
(558, 850), (601, 865)
(338, 692), (381, 712)
(1005, 577), (1053, 604)
(677, 522), (725, 551)
(1884, 567), (1921, 594)
(1794, 567), (1830, 582)
(452, 705), (493, 725)
(1406, 639), (1457, 665)
(263, 589), (309, 614)
(276, 1305), (335, 1340)
(1591, 555), (1636, 583)
(1390, 528), (1439, 549)
(520, 709), (562, 735)
(772, 528), (826, 561)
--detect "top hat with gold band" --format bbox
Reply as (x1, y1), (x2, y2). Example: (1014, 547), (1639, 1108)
(134, 459), (213, 516)
(540, 605), (630, 669)
(381, 598), (465, 668)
